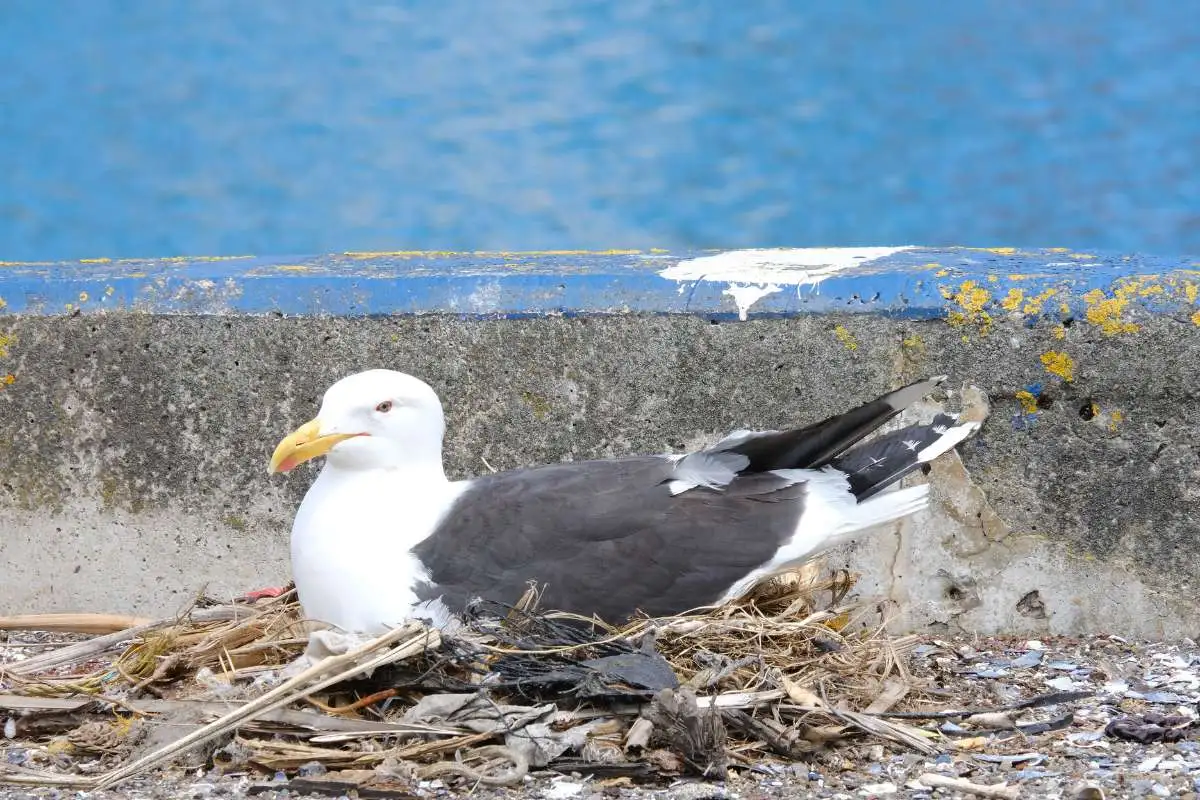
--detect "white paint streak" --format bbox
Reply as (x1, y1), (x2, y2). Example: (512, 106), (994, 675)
(723, 283), (782, 320)
(660, 246), (914, 319)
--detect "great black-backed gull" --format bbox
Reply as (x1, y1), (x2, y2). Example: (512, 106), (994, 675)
(268, 370), (980, 633)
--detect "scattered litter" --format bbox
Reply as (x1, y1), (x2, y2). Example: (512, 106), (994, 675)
(1106, 712), (1196, 743)
(542, 778), (585, 798)
(1009, 650), (1043, 668)
(3, 573), (1200, 798)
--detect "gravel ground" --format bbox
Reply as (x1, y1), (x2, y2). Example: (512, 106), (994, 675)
(4, 632), (1200, 799)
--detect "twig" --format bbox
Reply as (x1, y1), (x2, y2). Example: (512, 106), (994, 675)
(0, 613), (154, 634)
(5, 606), (248, 677)
(916, 772), (1020, 799)
(417, 744), (529, 787)
(816, 682), (938, 755)
(696, 689), (785, 709)
(90, 623), (439, 791)
(863, 678), (910, 714)
(722, 709), (812, 759)
(0, 769), (93, 788)
(305, 688), (398, 716)
(875, 689), (1093, 720)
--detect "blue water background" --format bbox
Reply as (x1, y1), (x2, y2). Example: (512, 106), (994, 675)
(1, 1), (1197, 260)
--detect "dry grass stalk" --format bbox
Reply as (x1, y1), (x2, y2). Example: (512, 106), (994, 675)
(4, 605), (252, 678)
(917, 772), (1021, 799)
(90, 623), (441, 791)
(0, 613), (154, 634)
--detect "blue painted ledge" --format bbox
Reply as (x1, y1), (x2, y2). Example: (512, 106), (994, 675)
(0, 247), (1197, 322)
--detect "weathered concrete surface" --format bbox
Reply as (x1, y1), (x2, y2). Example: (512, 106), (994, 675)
(1, 247), (1198, 636)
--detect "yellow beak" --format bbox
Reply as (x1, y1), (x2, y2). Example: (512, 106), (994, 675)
(268, 418), (365, 474)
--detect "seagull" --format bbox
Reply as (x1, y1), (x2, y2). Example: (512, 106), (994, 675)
(268, 370), (981, 633)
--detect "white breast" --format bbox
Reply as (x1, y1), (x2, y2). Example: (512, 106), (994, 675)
(290, 467), (468, 633)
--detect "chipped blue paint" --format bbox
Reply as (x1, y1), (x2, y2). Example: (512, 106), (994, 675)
(0, 247), (1197, 319)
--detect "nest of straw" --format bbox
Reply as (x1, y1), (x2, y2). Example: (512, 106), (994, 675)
(0, 562), (941, 791)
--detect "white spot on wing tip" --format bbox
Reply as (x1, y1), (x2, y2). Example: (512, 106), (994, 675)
(917, 421), (981, 463)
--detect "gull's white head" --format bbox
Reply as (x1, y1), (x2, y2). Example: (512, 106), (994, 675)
(269, 369), (446, 474)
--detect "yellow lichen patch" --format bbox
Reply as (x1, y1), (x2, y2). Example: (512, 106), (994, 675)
(0, 332), (13, 358)
(833, 325), (859, 351)
(1041, 350), (1075, 382)
(274, 265), (312, 272)
(650, 248), (669, 254)
(954, 280), (991, 313)
(1083, 286), (1139, 335)
(1000, 288), (1025, 311)
(344, 249), (642, 260)
(946, 279), (994, 335)
(345, 250), (460, 259)
(1047, 247), (1071, 253)
(982, 247), (1017, 255)
(902, 334), (925, 352)
(1184, 282), (1198, 304)
(1108, 409), (1124, 433)
(1068, 253), (1096, 260)
(934, 269), (950, 277)
(159, 255), (254, 263)
(0, 373), (14, 386)
(1192, 310), (1200, 326)
(519, 391), (553, 420)
(1053, 325), (1067, 340)
(0, 296), (6, 310)
(1015, 390), (1039, 414)
(1021, 288), (1058, 315)
(78, 291), (89, 303)
(105, 286), (115, 296)
(1007, 274), (1032, 281)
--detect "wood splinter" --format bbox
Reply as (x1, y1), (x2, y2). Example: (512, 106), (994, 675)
(916, 772), (1020, 800)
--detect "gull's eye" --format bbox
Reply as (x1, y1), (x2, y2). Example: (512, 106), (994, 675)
(375, 400), (393, 413)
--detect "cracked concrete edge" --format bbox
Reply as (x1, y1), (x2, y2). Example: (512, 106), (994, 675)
(836, 381), (1196, 640)
(847, 449), (1196, 640)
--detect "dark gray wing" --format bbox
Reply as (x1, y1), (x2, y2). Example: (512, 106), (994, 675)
(412, 456), (804, 622)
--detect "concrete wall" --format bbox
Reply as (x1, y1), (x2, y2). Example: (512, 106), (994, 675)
(1, 246), (1198, 637)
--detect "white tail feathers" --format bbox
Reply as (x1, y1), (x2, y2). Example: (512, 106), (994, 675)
(842, 484), (930, 534)
(717, 471), (930, 603)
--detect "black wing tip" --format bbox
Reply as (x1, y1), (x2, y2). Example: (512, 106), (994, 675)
(884, 374), (951, 412)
